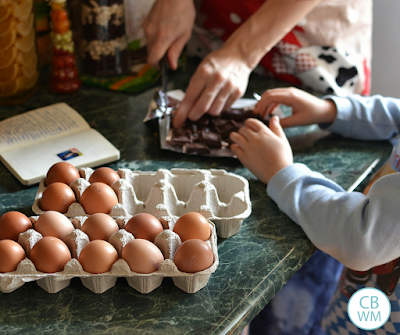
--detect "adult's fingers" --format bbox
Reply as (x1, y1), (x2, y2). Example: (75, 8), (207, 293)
(147, 38), (169, 68)
(167, 35), (187, 70)
(221, 87), (243, 114)
(173, 101), (191, 128)
(207, 84), (232, 116)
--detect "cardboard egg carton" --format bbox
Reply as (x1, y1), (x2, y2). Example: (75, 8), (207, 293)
(0, 215), (218, 294)
(32, 168), (252, 238)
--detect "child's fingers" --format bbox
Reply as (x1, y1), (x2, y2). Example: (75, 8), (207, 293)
(278, 112), (308, 128)
(237, 126), (255, 141)
(229, 131), (247, 147)
(254, 102), (279, 117)
(254, 88), (296, 114)
(269, 116), (286, 139)
(229, 143), (244, 158)
(243, 118), (268, 132)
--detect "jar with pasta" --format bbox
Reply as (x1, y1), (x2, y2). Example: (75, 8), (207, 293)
(0, 0), (39, 105)
(80, 0), (129, 77)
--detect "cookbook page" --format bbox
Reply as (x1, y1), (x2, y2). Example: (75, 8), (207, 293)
(0, 103), (89, 153)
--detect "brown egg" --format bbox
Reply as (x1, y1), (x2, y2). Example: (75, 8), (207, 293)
(121, 239), (164, 274)
(173, 212), (211, 242)
(81, 213), (119, 241)
(79, 182), (118, 214)
(45, 162), (80, 186)
(78, 240), (118, 274)
(34, 211), (75, 240)
(0, 211), (32, 241)
(40, 182), (76, 213)
(0, 239), (26, 273)
(174, 239), (214, 273)
(89, 167), (120, 186)
(30, 236), (72, 273)
(124, 213), (163, 242)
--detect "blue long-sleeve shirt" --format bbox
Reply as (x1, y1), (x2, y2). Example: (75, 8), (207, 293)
(267, 95), (400, 271)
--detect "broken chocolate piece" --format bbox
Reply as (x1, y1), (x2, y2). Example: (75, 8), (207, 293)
(231, 120), (244, 130)
(182, 142), (211, 154)
(210, 117), (230, 127)
(201, 130), (222, 148)
(190, 114), (211, 128)
(191, 130), (202, 142)
(215, 120), (240, 139)
(171, 129), (191, 146)
(221, 108), (247, 122)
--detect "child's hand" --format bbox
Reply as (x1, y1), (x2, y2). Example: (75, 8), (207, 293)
(253, 87), (337, 128)
(230, 116), (293, 184)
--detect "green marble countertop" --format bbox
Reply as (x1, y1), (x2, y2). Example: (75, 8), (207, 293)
(0, 58), (392, 334)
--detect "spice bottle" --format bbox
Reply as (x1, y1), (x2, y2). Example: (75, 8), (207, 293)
(0, 0), (39, 105)
(48, 0), (81, 94)
(80, 0), (130, 76)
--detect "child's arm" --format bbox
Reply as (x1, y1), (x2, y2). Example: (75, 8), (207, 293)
(231, 87), (400, 270)
(253, 87), (337, 128)
(254, 87), (400, 142)
(230, 117), (400, 270)
(267, 163), (400, 271)
(323, 94), (400, 142)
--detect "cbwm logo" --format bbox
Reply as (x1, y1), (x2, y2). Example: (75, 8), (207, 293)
(348, 287), (391, 330)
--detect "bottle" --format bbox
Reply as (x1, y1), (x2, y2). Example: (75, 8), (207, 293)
(0, 0), (39, 105)
(34, 0), (52, 66)
(363, 145), (400, 194)
(80, 0), (130, 76)
(48, 0), (81, 94)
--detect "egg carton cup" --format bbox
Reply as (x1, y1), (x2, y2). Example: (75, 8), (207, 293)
(0, 215), (218, 294)
(32, 168), (252, 238)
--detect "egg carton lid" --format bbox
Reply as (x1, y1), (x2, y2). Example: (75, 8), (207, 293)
(32, 168), (252, 238)
(0, 215), (218, 294)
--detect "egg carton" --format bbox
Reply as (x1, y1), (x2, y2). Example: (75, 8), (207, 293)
(0, 215), (218, 294)
(32, 168), (252, 238)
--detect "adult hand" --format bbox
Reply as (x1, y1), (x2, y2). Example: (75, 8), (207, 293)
(143, 0), (196, 70)
(172, 47), (252, 128)
(230, 117), (293, 184)
(253, 87), (337, 128)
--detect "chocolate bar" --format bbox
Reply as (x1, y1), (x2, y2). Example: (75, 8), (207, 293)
(166, 106), (271, 156)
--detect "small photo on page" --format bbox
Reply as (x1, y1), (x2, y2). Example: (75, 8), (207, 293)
(57, 148), (83, 161)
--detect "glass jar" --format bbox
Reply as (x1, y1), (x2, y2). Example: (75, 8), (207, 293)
(80, 0), (130, 76)
(0, 0), (39, 105)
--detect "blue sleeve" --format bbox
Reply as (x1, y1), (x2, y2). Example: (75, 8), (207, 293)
(267, 164), (400, 271)
(323, 95), (400, 144)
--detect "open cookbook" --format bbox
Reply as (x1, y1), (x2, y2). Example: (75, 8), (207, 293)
(0, 103), (120, 185)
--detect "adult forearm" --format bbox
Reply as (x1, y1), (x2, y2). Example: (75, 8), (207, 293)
(223, 0), (322, 69)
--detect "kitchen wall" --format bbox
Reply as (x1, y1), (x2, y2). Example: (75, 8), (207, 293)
(371, 0), (400, 98)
